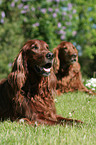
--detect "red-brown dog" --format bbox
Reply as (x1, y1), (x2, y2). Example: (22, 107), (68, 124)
(0, 40), (83, 125)
(53, 41), (95, 95)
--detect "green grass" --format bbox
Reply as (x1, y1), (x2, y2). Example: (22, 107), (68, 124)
(0, 92), (96, 145)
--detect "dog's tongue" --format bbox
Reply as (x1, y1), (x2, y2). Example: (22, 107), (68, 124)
(43, 68), (51, 73)
(34, 64), (51, 77)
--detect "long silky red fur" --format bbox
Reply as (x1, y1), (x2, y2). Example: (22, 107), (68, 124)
(52, 41), (96, 95)
(0, 39), (83, 125)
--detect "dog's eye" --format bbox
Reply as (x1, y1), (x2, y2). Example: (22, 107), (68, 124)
(64, 47), (67, 50)
(34, 45), (38, 49)
(31, 44), (38, 49)
(46, 46), (49, 50)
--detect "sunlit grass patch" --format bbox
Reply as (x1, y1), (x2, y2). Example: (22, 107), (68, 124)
(0, 92), (96, 145)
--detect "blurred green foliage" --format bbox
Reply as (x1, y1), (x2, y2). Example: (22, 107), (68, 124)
(71, 0), (96, 76)
(0, 0), (96, 79)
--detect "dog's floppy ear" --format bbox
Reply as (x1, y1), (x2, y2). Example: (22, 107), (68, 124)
(10, 49), (24, 72)
(8, 51), (26, 90)
(53, 47), (60, 74)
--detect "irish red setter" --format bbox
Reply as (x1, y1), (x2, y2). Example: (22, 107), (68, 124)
(0, 39), (83, 125)
(53, 41), (95, 95)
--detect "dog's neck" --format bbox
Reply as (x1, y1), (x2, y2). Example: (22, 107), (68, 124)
(60, 62), (71, 73)
(22, 71), (49, 98)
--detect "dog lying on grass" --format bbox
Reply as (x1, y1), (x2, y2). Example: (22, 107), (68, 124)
(0, 39), (83, 126)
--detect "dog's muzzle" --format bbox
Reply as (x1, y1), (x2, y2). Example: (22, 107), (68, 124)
(35, 52), (53, 76)
(35, 63), (52, 76)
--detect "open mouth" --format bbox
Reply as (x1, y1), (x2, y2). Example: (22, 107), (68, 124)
(35, 63), (52, 76)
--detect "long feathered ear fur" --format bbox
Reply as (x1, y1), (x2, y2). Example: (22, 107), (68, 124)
(53, 47), (60, 74)
(12, 51), (24, 72)
(8, 50), (26, 90)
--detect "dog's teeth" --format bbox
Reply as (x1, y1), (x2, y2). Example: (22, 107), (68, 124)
(43, 68), (50, 72)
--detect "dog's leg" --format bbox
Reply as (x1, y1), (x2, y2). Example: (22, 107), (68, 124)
(56, 115), (83, 125)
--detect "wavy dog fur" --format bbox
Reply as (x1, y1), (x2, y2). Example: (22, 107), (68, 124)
(0, 39), (83, 125)
(53, 41), (95, 95)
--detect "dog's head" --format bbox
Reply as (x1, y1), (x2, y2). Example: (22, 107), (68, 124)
(53, 41), (78, 73)
(21, 39), (53, 77)
(58, 41), (78, 64)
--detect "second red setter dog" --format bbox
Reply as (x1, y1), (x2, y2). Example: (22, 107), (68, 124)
(0, 39), (83, 125)
(53, 41), (95, 95)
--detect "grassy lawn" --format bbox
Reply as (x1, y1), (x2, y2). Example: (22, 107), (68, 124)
(0, 92), (96, 145)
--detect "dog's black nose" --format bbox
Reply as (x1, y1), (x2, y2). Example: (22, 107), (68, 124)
(46, 52), (54, 60)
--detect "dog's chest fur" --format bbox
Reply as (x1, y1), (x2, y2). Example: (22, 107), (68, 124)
(14, 76), (57, 121)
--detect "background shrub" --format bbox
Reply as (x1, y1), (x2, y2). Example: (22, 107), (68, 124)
(0, 0), (96, 78)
